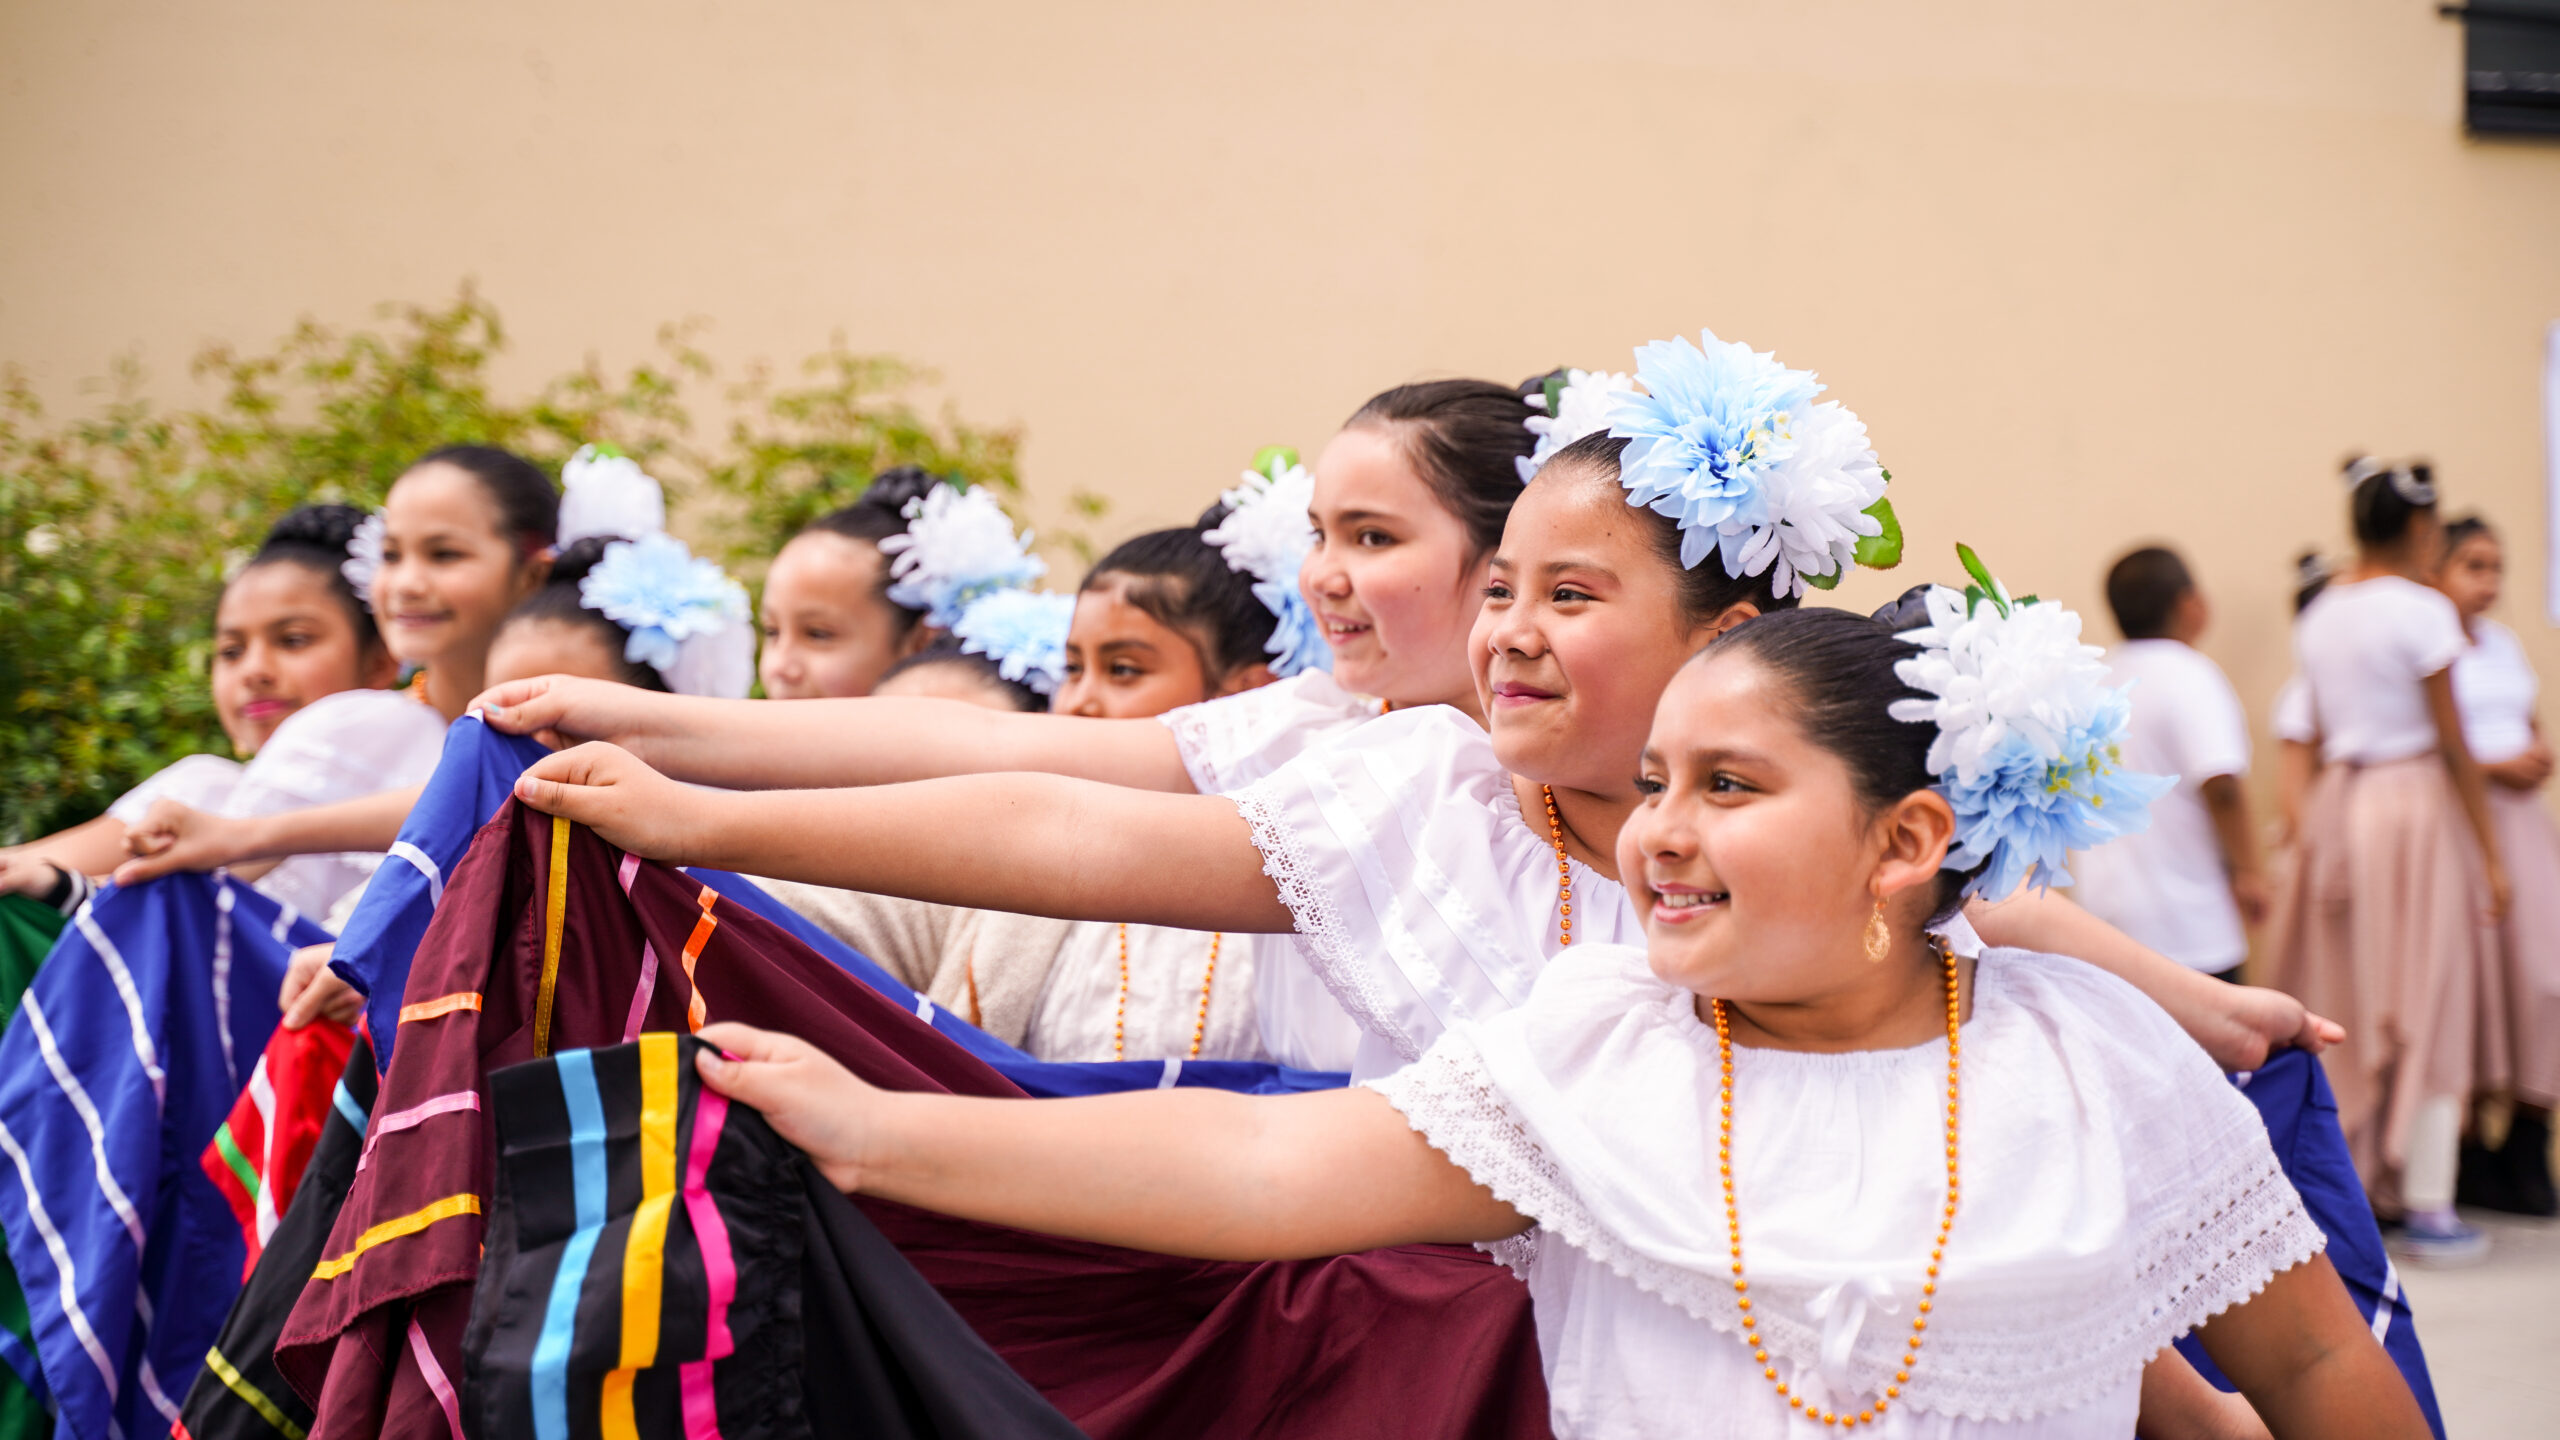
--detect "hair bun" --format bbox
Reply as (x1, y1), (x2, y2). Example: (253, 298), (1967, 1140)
(1869, 583), (1939, 632)
(542, 533), (622, 587)
(264, 502), (372, 556)
(860, 465), (944, 520)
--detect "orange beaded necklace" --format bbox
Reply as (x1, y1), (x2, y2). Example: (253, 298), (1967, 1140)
(1111, 925), (1222, 1062)
(1540, 785), (1572, 948)
(1715, 937), (1962, 1429)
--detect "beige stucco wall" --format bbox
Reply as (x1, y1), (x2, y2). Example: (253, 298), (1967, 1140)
(6, 1), (2558, 799)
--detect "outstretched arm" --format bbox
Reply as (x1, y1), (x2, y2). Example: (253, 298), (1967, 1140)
(110, 786), (424, 887)
(695, 1022), (1524, 1259)
(475, 675), (1200, 793)
(513, 742), (1293, 933)
(2194, 1255), (2430, 1439)
(1964, 890), (2342, 1071)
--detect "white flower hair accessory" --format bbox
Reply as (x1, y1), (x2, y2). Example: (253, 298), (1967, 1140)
(951, 588), (1076, 695)
(1201, 446), (1330, 677)
(578, 532), (755, 698)
(558, 443), (669, 547)
(1887, 546), (2173, 902)
(2342, 454), (2437, 507)
(876, 482), (1046, 628)
(341, 511), (387, 609)
(1605, 329), (1902, 597)
(1517, 369), (1638, 481)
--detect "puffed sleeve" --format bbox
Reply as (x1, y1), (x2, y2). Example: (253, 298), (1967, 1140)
(224, 688), (449, 816)
(1157, 671), (1380, 795)
(1228, 706), (1561, 1067)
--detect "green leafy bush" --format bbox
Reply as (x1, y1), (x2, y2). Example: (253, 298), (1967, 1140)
(0, 288), (1023, 843)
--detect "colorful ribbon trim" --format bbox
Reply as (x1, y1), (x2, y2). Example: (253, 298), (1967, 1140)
(397, 992), (482, 1024)
(599, 1033), (681, 1438)
(535, 813), (571, 1056)
(355, 1090), (482, 1175)
(310, 1193), (482, 1280)
(679, 886), (717, 1032)
(203, 1344), (308, 1440)
(678, 1084), (738, 1438)
(530, 1048), (608, 1440)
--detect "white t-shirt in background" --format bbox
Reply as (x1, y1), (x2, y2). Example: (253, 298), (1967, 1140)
(2291, 577), (2468, 766)
(2452, 618), (2540, 765)
(2072, 639), (2253, 973)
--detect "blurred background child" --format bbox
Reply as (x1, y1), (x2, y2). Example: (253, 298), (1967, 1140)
(2073, 545), (2265, 982)
(2265, 458), (2506, 1264)
(2436, 515), (2559, 1218)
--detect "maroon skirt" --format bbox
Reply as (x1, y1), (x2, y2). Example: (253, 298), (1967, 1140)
(269, 802), (1550, 1440)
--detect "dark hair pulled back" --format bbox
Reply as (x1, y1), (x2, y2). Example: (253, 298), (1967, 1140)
(795, 466), (946, 638)
(1538, 431), (1799, 623)
(876, 641), (1047, 712)
(412, 445), (559, 549)
(1343, 378), (1543, 556)
(498, 536), (670, 692)
(241, 503), (383, 651)
(1702, 600), (1983, 921)
(2345, 456), (2437, 548)
(2442, 513), (2494, 554)
(1078, 507), (1276, 680)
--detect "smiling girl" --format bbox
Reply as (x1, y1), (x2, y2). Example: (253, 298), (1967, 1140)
(764, 508), (1321, 1061)
(0, 504), (443, 917)
(110, 445), (563, 892)
(758, 467), (945, 699)
(509, 335), (2332, 1078)
(679, 593), (2424, 1438)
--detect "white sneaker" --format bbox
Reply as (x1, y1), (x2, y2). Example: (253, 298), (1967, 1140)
(2387, 1215), (2490, 1267)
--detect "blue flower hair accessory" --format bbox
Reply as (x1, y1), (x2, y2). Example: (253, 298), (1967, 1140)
(1606, 330), (1901, 596)
(1201, 446), (1330, 678)
(1888, 546), (2173, 901)
(578, 531), (755, 698)
(341, 511), (386, 609)
(1517, 368), (1637, 481)
(876, 483), (1046, 628)
(951, 588), (1075, 695)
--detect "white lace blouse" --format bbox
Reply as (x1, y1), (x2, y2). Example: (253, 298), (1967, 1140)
(1369, 944), (2324, 1439)
(1232, 707), (1982, 1081)
(1160, 670), (1390, 1073)
(106, 688), (447, 924)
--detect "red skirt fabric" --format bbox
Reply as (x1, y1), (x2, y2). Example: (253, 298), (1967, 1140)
(273, 802), (1550, 1440)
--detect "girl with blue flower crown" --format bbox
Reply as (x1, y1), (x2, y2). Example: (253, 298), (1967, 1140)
(671, 580), (2420, 1439)
(504, 336), (2337, 1082)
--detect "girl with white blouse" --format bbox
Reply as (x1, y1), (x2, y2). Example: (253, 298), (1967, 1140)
(2436, 514), (2558, 1216)
(509, 331), (2336, 1083)
(484, 377), (1554, 1066)
(2264, 458), (2508, 1263)
(0, 504), (445, 923)
(682, 597), (2427, 1439)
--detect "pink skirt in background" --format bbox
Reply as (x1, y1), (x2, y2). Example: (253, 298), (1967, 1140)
(2265, 755), (2505, 1200)
(2490, 786), (2560, 1108)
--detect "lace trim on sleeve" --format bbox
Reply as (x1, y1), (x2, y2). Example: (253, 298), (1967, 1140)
(1366, 1039), (1561, 1276)
(1229, 781), (1426, 1062)
(1157, 705), (1229, 795)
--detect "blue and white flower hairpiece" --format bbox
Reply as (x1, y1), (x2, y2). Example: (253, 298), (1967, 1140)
(1517, 368), (1638, 481)
(1605, 330), (1902, 597)
(558, 443), (668, 547)
(341, 512), (386, 609)
(951, 588), (1075, 695)
(1202, 446), (1331, 678)
(579, 531), (755, 699)
(876, 483), (1047, 629)
(1888, 546), (2173, 902)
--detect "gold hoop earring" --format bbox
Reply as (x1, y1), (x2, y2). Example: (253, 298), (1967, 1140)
(1864, 894), (1891, 962)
